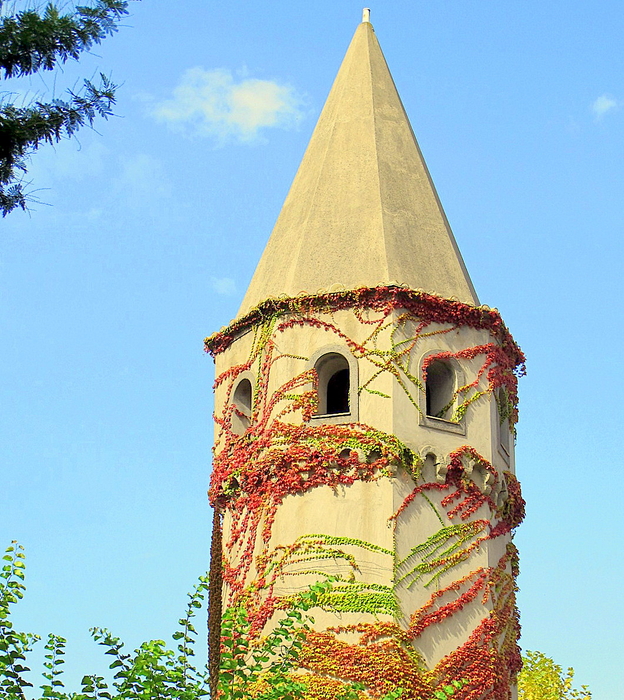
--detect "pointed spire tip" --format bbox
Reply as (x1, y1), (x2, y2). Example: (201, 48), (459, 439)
(362, 8), (371, 23)
(237, 5), (480, 315)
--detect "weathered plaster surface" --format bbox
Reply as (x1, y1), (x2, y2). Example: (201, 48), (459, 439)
(238, 21), (478, 316)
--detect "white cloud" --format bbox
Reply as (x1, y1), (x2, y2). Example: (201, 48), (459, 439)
(211, 276), (237, 296)
(151, 67), (304, 143)
(591, 94), (619, 120)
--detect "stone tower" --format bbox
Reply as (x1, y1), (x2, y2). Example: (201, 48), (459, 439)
(206, 12), (525, 700)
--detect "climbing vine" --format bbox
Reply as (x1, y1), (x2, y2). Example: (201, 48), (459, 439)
(206, 287), (525, 700)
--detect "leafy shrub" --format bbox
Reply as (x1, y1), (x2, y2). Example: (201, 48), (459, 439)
(518, 650), (591, 700)
(6, 542), (559, 700)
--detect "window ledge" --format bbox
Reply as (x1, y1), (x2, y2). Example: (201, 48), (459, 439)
(420, 414), (466, 435)
(309, 412), (354, 425)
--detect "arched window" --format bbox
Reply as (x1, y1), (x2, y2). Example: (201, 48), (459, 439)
(231, 378), (252, 434)
(422, 452), (438, 482)
(315, 353), (350, 416)
(425, 360), (454, 420)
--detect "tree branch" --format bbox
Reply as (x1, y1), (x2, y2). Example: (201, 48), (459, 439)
(0, 73), (117, 215)
(0, 0), (129, 79)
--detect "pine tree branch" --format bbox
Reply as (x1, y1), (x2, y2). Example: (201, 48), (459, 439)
(0, 73), (116, 215)
(0, 0), (129, 79)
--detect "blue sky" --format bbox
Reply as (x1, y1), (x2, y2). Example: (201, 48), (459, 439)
(1, 0), (623, 697)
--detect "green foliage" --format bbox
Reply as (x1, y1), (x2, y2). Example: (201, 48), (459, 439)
(6, 544), (591, 700)
(217, 596), (309, 700)
(0, 545), (408, 700)
(518, 651), (592, 700)
(261, 534), (398, 618)
(217, 579), (409, 700)
(432, 680), (466, 699)
(0, 542), (39, 698)
(0, 542), (211, 700)
(0, 0), (131, 215)
(336, 682), (405, 700)
(395, 521), (487, 589)
(84, 574), (211, 700)
(0, 0), (128, 78)
(40, 633), (69, 699)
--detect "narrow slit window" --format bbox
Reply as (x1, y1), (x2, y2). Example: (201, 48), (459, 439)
(425, 361), (455, 420)
(500, 417), (511, 455)
(231, 378), (252, 434)
(315, 353), (350, 416)
(422, 453), (438, 482)
(497, 390), (511, 455)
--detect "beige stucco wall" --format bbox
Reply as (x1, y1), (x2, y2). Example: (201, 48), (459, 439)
(214, 308), (514, 468)
(238, 21), (479, 316)
(213, 306), (514, 666)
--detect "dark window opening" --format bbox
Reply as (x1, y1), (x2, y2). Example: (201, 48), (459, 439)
(231, 378), (252, 434)
(425, 361), (454, 420)
(327, 368), (349, 414)
(366, 449), (382, 464)
(315, 353), (351, 416)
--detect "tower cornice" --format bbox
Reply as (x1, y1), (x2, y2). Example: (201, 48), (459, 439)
(206, 285), (522, 366)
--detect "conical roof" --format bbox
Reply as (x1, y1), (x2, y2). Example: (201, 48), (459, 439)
(238, 17), (478, 316)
